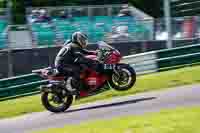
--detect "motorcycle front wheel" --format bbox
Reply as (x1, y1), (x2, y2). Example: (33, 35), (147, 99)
(109, 64), (136, 91)
(41, 91), (73, 113)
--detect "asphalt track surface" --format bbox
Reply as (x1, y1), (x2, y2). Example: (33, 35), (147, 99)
(0, 84), (200, 133)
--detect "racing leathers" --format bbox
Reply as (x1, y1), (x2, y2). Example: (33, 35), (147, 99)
(54, 42), (115, 92)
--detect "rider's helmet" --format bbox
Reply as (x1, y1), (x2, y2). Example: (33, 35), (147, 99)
(71, 31), (88, 48)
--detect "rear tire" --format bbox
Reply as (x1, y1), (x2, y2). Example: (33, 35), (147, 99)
(109, 64), (136, 91)
(41, 92), (73, 113)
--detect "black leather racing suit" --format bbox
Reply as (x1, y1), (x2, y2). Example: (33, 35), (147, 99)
(54, 42), (101, 76)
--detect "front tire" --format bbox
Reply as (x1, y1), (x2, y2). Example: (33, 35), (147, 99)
(41, 92), (73, 113)
(109, 64), (136, 91)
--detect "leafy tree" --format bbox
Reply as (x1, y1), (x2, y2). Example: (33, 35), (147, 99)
(11, 0), (26, 24)
(11, 0), (165, 24)
(129, 0), (163, 18)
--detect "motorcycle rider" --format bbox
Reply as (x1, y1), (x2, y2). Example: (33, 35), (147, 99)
(54, 31), (116, 94)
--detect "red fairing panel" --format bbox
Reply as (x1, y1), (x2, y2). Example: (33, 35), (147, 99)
(105, 51), (121, 64)
(84, 71), (108, 89)
(79, 71), (108, 98)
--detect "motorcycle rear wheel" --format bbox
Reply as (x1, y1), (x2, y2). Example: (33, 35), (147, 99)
(109, 64), (136, 91)
(41, 91), (73, 113)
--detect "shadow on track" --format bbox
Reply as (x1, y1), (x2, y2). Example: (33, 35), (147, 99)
(64, 97), (156, 114)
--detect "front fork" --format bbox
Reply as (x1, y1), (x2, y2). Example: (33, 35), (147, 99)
(112, 64), (121, 80)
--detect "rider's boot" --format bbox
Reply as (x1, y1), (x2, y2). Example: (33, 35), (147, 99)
(65, 77), (79, 95)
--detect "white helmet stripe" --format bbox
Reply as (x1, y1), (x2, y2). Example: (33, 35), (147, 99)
(77, 33), (82, 44)
(71, 32), (88, 47)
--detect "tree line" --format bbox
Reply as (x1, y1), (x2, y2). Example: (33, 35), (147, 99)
(9, 0), (163, 24)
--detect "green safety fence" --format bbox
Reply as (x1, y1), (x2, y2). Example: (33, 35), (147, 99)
(0, 74), (48, 101)
(157, 44), (200, 71)
(1, 44), (200, 101)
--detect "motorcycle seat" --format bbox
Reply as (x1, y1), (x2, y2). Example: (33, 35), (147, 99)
(44, 69), (65, 80)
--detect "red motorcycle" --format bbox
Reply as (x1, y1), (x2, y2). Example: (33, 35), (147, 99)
(33, 41), (136, 113)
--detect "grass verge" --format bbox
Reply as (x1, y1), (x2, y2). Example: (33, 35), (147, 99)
(0, 65), (200, 119)
(33, 106), (200, 133)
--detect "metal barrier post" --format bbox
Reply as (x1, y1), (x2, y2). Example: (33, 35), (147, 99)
(7, 26), (13, 77)
(164, 0), (173, 48)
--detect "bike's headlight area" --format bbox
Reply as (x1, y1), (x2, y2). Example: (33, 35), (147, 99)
(97, 49), (110, 62)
